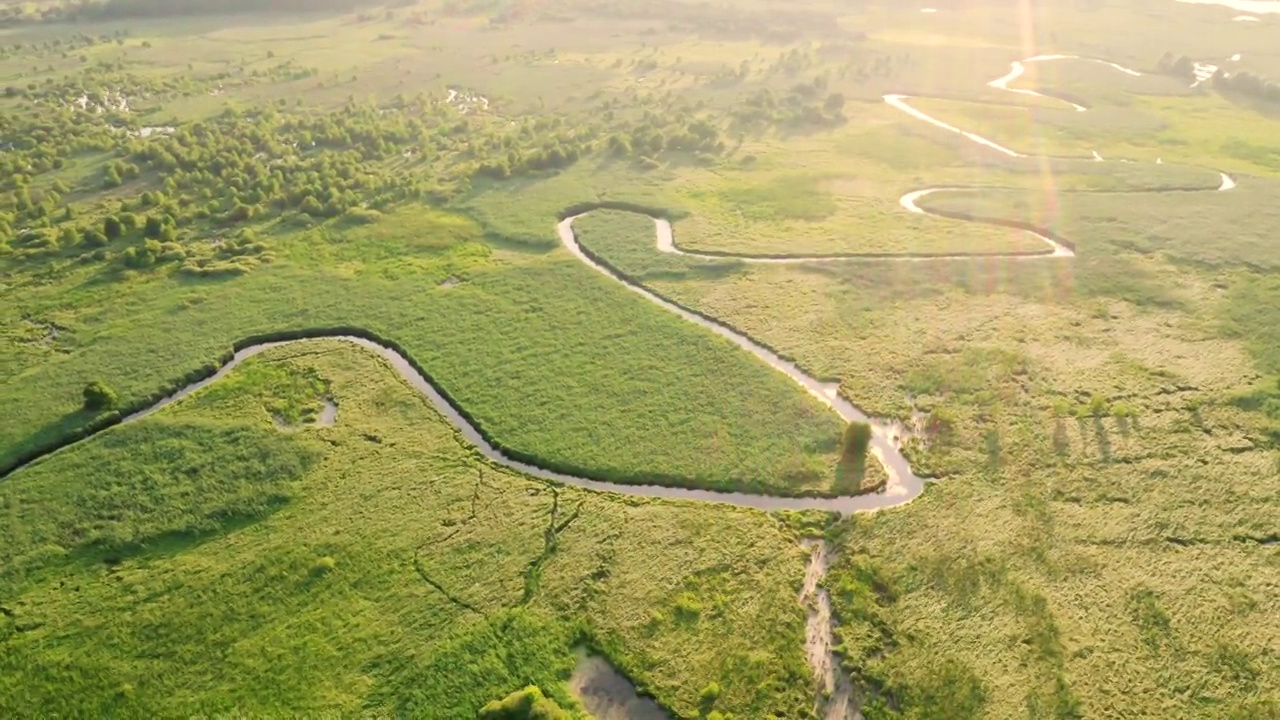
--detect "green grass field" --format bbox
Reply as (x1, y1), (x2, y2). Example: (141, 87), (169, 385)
(0, 342), (819, 717)
(3, 0), (1279, 717)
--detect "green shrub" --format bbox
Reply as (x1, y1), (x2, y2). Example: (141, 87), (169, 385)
(699, 681), (722, 710)
(121, 242), (159, 268)
(674, 591), (703, 621)
(80, 228), (108, 248)
(343, 207), (382, 225)
(1085, 394), (1110, 418)
(143, 214), (164, 238)
(477, 686), (569, 719)
(311, 556), (337, 576)
(82, 381), (119, 412)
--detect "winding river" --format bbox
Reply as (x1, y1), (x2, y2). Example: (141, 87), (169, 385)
(9, 56), (1238, 518)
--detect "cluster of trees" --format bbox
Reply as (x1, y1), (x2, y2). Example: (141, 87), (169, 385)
(731, 81), (848, 131)
(0, 31), (127, 59)
(1156, 52), (1198, 80)
(0, 2), (75, 26)
(6, 0), (387, 23)
(594, 0), (842, 44)
(1213, 70), (1280, 103)
(1050, 395), (1137, 420)
(123, 102), (440, 224)
(2, 32), (777, 279)
(472, 105), (728, 179)
(1, 106), (119, 201)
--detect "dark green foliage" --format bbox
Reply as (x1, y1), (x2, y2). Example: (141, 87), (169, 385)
(82, 380), (118, 411)
(477, 686), (570, 720)
(121, 239), (162, 268)
(841, 421), (872, 465)
(57, 226), (78, 247)
(103, 215), (123, 239)
(102, 164), (121, 188)
(81, 227), (108, 247)
(1156, 52), (1196, 80)
(143, 214), (164, 238)
(1214, 69), (1280, 104)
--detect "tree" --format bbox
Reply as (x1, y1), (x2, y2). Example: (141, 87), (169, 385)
(478, 686), (569, 720)
(82, 227), (108, 247)
(143, 214), (164, 238)
(102, 165), (122, 188)
(104, 215), (124, 238)
(82, 380), (119, 412)
(299, 195), (325, 217)
(841, 421), (873, 466)
(823, 92), (846, 115)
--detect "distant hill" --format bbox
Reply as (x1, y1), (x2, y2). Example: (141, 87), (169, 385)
(84, 0), (390, 19)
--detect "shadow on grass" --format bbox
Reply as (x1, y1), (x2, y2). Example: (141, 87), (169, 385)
(0, 409), (101, 477)
(638, 261), (747, 284)
(1053, 419), (1070, 457)
(8, 500), (290, 593)
(97, 500), (291, 567)
(984, 428), (1001, 472)
(834, 456), (868, 495)
(481, 231), (558, 255)
(1092, 418), (1112, 462)
(1116, 415), (1132, 439)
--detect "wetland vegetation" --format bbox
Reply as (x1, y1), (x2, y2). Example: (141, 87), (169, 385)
(2, 0), (1278, 717)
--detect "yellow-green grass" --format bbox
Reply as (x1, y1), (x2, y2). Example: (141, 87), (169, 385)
(0, 341), (818, 717)
(919, 177), (1280, 269)
(5, 2), (1280, 718)
(600, 224), (1280, 717)
(908, 92), (1280, 177)
(1, 206), (848, 497)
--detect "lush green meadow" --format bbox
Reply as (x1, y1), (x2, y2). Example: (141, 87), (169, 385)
(0, 343), (819, 717)
(3, 0), (1280, 717)
(1, 204), (850, 495)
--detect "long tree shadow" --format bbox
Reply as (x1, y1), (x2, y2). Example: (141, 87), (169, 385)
(639, 260), (747, 284)
(1116, 415), (1132, 439)
(0, 409), (103, 477)
(984, 428), (1001, 472)
(1052, 418), (1070, 457)
(1092, 417), (1112, 462)
(834, 456), (868, 495)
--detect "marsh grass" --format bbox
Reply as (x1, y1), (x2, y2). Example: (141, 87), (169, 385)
(0, 343), (818, 717)
(3, 3), (1280, 717)
(1, 206), (845, 496)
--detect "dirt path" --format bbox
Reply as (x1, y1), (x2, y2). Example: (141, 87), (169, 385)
(801, 540), (860, 720)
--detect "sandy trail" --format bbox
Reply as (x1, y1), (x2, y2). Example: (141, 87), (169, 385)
(801, 540), (861, 720)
